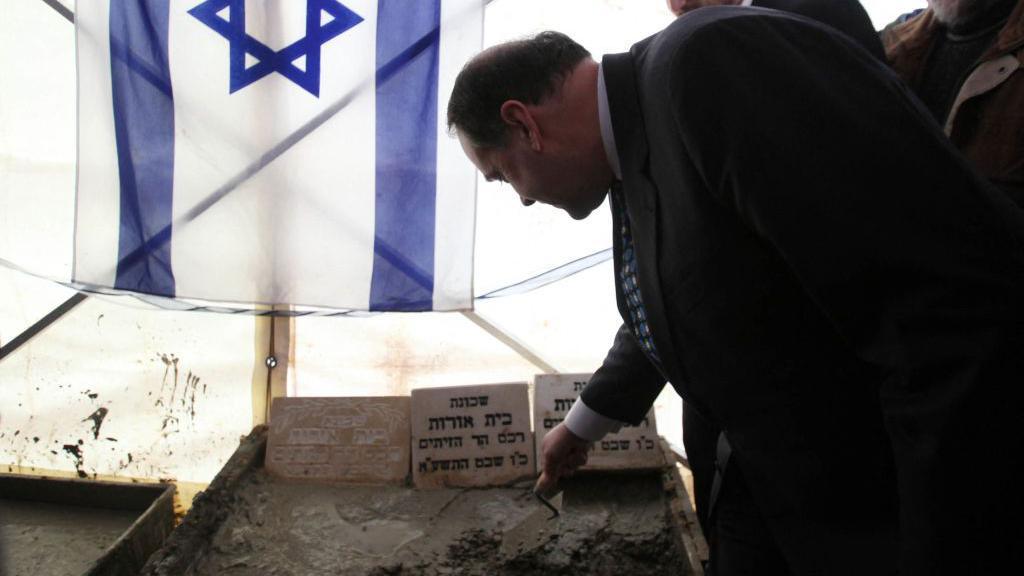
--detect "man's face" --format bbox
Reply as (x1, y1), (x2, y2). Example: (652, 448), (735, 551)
(457, 131), (609, 221)
(666, 0), (742, 17)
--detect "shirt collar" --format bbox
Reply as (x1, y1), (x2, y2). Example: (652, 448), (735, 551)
(597, 61), (622, 181)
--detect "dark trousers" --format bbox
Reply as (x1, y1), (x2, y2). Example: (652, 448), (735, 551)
(683, 403), (791, 576)
(707, 462), (791, 576)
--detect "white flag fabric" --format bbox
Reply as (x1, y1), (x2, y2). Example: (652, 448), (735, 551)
(74, 0), (481, 311)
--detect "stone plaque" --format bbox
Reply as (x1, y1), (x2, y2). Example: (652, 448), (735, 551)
(534, 373), (664, 470)
(411, 383), (535, 489)
(267, 397), (411, 484)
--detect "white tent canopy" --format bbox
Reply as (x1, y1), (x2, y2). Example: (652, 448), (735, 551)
(1, 0), (924, 487)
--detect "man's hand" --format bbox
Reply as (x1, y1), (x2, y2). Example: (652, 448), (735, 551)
(535, 422), (592, 496)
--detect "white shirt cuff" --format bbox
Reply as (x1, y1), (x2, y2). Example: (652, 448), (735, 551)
(741, 0), (754, 6)
(563, 398), (624, 442)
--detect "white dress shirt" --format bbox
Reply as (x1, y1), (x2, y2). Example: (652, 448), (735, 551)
(561, 62), (630, 443)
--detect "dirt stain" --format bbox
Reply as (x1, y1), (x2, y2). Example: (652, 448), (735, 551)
(185, 372), (201, 421)
(83, 407), (109, 440)
(154, 353), (204, 436)
(156, 353), (180, 408)
(62, 443), (87, 478)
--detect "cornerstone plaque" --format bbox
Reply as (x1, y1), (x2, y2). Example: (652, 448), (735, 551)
(267, 396), (411, 484)
(411, 383), (535, 488)
(534, 373), (664, 470)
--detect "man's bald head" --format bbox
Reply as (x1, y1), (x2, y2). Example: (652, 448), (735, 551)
(447, 32), (613, 220)
(447, 31), (590, 148)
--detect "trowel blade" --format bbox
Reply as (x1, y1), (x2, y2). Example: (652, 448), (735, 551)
(535, 490), (563, 519)
(499, 490), (563, 557)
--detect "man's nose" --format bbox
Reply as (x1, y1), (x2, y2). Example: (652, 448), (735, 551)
(520, 196), (535, 206)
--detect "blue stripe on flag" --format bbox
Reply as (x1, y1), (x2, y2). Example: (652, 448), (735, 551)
(370, 0), (441, 311)
(110, 0), (176, 296)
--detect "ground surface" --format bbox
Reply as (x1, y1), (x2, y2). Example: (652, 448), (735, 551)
(189, 469), (684, 576)
(0, 498), (138, 576)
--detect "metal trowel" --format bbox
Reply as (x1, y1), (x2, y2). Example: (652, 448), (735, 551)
(534, 490), (562, 519)
(499, 488), (563, 557)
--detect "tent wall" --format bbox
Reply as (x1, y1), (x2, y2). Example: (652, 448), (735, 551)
(0, 274), (257, 483)
(2, 0), (922, 485)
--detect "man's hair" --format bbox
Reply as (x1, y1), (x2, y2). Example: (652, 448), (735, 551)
(447, 31), (590, 148)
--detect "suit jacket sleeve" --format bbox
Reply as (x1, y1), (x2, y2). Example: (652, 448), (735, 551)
(581, 323), (666, 426)
(663, 11), (1024, 573)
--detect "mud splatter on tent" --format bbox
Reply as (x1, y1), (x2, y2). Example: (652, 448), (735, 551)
(153, 353), (207, 436)
(84, 407), (109, 439)
(62, 441), (87, 478)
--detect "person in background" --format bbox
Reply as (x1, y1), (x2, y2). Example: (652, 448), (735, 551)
(883, 0), (1023, 205)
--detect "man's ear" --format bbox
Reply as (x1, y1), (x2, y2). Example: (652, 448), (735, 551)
(499, 100), (542, 151)
(667, 0), (686, 16)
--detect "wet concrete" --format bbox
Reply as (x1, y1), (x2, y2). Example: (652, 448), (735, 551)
(190, 469), (684, 576)
(0, 498), (138, 576)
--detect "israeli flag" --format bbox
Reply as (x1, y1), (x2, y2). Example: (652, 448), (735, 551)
(74, 0), (482, 311)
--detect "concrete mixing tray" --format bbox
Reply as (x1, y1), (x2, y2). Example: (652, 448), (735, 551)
(141, 425), (703, 576)
(0, 473), (175, 576)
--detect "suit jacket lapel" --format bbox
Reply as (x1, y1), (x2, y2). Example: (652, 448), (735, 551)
(602, 51), (685, 388)
(603, 53), (648, 180)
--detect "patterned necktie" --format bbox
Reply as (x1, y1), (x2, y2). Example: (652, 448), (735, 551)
(613, 187), (660, 365)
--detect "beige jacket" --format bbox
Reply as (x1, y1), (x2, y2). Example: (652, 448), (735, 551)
(883, 2), (1024, 204)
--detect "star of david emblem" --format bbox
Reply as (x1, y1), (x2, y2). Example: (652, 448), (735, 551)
(189, 0), (364, 97)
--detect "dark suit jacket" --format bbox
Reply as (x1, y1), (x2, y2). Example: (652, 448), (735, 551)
(582, 7), (1024, 575)
(753, 0), (885, 61)
(680, 0), (888, 542)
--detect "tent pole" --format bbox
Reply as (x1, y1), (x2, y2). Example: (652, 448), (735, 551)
(40, 0), (74, 23)
(0, 293), (87, 362)
(266, 314), (291, 417)
(252, 309), (291, 426)
(460, 310), (560, 374)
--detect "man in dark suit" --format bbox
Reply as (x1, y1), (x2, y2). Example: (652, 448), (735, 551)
(447, 7), (1024, 576)
(658, 3), (887, 570)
